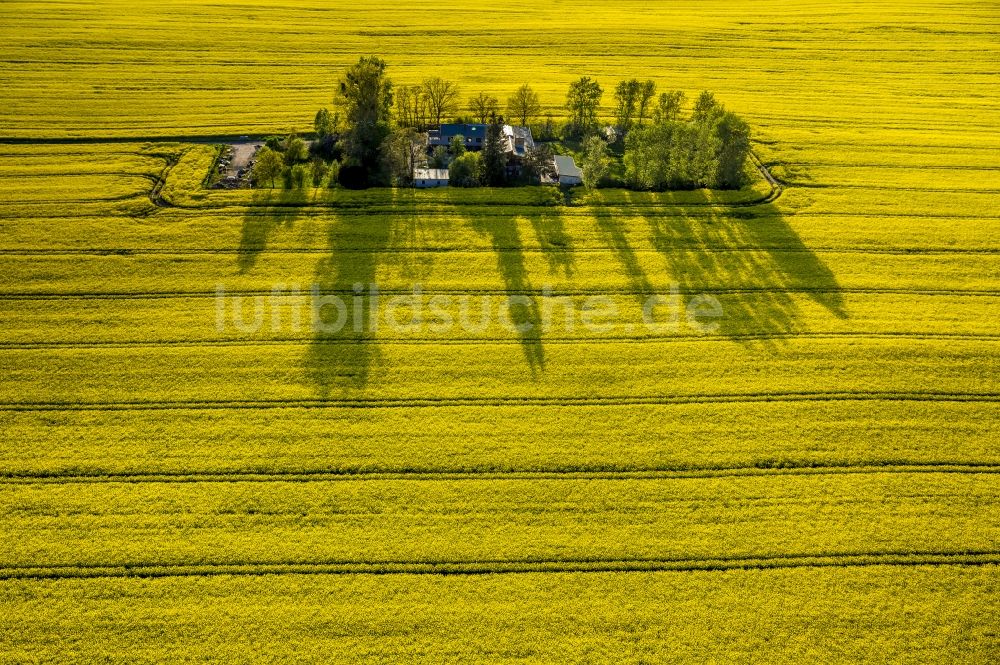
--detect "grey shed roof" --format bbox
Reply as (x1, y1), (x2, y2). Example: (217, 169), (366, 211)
(554, 155), (582, 178)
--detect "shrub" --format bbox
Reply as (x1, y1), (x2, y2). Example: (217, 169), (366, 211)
(449, 151), (483, 187)
(430, 145), (450, 169)
(290, 164), (309, 189)
(326, 160), (341, 188)
(309, 134), (342, 162)
(284, 135), (308, 165)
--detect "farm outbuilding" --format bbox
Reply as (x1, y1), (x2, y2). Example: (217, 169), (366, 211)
(554, 155), (583, 186)
(413, 168), (449, 188)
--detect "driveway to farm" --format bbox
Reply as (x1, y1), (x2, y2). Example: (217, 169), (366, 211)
(225, 141), (262, 177)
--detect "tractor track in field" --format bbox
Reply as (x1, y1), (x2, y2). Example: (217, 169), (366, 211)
(3, 463), (998, 485)
(2, 551), (998, 581)
(146, 150), (182, 209)
(749, 151), (782, 201)
(1, 391), (998, 412)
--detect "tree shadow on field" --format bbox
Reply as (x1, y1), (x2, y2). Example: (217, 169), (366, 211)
(304, 194), (393, 397)
(529, 205), (576, 278)
(382, 188), (435, 281)
(590, 203), (654, 310)
(237, 188), (309, 273)
(453, 194), (546, 377)
(620, 188), (846, 344)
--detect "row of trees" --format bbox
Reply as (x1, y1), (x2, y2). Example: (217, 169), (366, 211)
(311, 56), (554, 187)
(251, 56), (752, 190)
(251, 133), (339, 190)
(622, 91), (751, 190)
(395, 79), (542, 130)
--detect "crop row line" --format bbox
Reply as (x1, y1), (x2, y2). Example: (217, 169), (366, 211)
(0, 193), (148, 205)
(783, 162), (1000, 172)
(3, 287), (1000, 300)
(2, 392), (998, 412)
(8, 206), (1000, 218)
(3, 551), (997, 580)
(143, 199), (779, 214)
(777, 182), (1000, 195)
(3, 332), (999, 351)
(0, 170), (160, 179)
(4, 208), (998, 222)
(2, 246), (999, 256)
(157, 208), (1000, 220)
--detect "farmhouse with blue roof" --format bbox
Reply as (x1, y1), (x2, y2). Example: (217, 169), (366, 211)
(420, 121), (542, 185)
(428, 123), (488, 149)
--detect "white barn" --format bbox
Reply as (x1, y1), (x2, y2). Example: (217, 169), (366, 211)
(554, 155), (583, 186)
(413, 168), (449, 188)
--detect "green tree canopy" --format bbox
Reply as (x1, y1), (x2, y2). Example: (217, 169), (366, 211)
(566, 77), (603, 136)
(623, 120), (719, 190)
(381, 126), (424, 186)
(614, 78), (641, 136)
(637, 80), (656, 126)
(523, 144), (555, 183)
(712, 111), (751, 189)
(579, 135), (610, 189)
(692, 90), (723, 124)
(289, 163), (309, 189)
(449, 151), (483, 187)
(654, 91), (686, 123)
(251, 146), (283, 188)
(336, 56), (394, 172)
(314, 108), (336, 137)
(429, 145), (450, 169)
(482, 116), (508, 186)
(284, 134), (307, 165)
(310, 156), (328, 187)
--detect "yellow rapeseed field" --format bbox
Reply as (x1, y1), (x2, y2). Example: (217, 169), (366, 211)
(0, 0), (998, 662)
